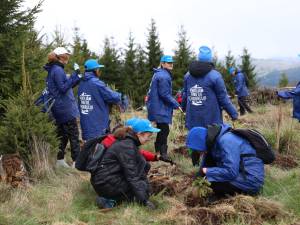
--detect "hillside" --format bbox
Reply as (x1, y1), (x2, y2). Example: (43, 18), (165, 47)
(258, 66), (300, 87)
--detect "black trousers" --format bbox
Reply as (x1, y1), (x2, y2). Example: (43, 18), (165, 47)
(238, 96), (253, 115)
(155, 123), (169, 150)
(211, 182), (248, 197)
(56, 118), (80, 161)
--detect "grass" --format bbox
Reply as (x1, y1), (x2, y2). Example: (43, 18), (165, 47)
(1, 105), (300, 225)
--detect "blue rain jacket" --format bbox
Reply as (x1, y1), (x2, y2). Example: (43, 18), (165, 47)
(205, 124), (265, 194)
(182, 61), (238, 130)
(147, 68), (179, 124)
(44, 62), (80, 124)
(233, 71), (249, 97)
(277, 81), (300, 121)
(78, 72), (121, 140)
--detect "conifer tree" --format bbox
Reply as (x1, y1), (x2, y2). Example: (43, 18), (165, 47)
(224, 50), (236, 95)
(144, 19), (163, 90)
(66, 27), (94, 73)
(173, 25), (194, 91)
(145, 19), (163, 72)
(0, 0), (43, 102)
(131, 45), (148, 107)
(99, 37), (123, 92)
(278, 72), (289, 88)
(239, 48), (257, 90)
(123, 32), (137, 94)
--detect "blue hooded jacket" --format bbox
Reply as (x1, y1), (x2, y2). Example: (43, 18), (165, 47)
(147, 68), (179, 124)
(277, 81), (300, 121)
(182, 61), (238, 130)
(204, 124), (265, 194)
(44, 62), (80, 124)
(78, 72), (121, 140)
(233, 71), (249, 97)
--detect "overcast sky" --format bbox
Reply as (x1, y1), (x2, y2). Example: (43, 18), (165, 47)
(24, 0), (300, 59)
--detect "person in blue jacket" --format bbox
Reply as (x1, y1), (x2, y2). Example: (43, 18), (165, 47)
(229, 67), (253, 115)
(182, 46), (238, 166)
(146, 55), (181, 160)
(277, 81), (300, 122)
(186, 123), (264, 197)
(44, 47), (82, 168)
(78, 59), (122, 141)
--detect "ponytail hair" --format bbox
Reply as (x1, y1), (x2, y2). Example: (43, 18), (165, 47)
(47, 52), (58, 63)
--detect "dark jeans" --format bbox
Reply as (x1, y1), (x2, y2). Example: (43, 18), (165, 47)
(211, 182), (247, 197)
(238, 96), (253, 115)
(155, 123), (169, 152)
(56, 118), (80, 161)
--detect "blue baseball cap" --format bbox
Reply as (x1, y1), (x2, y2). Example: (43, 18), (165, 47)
(84, 59), (104, 71)
(198, 46), (213, 62)
(160, 55), (174, 63)
(125, 117), (139, 127)
(131, 119), (160, 133)
(186, 127), (208, 151)
(229, 67), (236, 75)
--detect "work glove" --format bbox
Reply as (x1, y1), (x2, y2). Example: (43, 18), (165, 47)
(144, 200), (156, 210)
(74, 63), (80, 72)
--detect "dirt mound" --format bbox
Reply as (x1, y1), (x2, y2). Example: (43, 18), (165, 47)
(149, 164), (193, 196)
(273, 153), (298, 169)
(172, 146), (189, 158)
(188, 195), (289, 225)
(173, 134), (186, 144)
(0, 154), (29, 188)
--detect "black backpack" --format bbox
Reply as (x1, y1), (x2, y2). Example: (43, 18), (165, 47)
(230, 128), (275, 164)
(75, 136), (108, 173)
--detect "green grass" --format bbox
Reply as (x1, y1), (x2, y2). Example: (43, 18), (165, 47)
(263, 167), (300, 216)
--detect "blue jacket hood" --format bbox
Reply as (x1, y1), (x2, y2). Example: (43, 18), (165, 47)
(218, 123), (232, 137)
(83, 71), (97, 81)
(43, 62), (64, 72)
(189, 61), (214, 78)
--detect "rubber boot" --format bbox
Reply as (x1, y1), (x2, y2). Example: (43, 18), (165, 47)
(160, 145), (171, 161)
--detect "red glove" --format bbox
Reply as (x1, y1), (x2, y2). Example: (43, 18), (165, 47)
(140, 149), (157, 161)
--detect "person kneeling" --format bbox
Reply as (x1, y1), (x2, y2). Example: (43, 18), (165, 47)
(186, 123), (264, 197)
(76, 118), (160, 209)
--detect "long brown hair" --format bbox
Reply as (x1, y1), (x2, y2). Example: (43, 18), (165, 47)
(47, 52), (58, 63)
(113, 126), (134, 139)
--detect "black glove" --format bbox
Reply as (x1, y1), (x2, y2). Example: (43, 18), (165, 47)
(144, 200), (156, 210)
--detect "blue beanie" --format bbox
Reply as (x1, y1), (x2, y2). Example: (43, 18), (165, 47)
(186, 127), (208, 151)
(198, 46), (213, 62)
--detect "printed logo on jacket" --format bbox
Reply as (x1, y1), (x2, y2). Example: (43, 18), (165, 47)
(79, 92), (93, 114)
(189, 85), (207, 106)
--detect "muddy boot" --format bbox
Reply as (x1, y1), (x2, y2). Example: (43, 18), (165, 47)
(160, 145), (171, 161)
